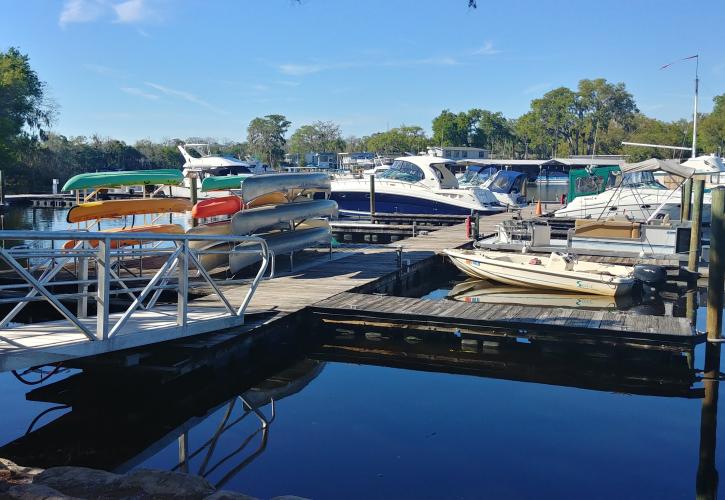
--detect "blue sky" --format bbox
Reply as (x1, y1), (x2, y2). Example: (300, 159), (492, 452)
(2, 0), (724, 143)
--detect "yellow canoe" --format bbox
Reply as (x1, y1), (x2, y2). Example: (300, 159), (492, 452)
(67, 198), (192, 223)
(63, 224), (185, 249)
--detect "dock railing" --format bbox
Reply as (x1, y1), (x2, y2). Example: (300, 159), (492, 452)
(0, 230), (270, 341)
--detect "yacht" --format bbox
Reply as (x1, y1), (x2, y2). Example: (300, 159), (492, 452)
(177, 143), (270, 198)
(456, 166), (527, 208)
(555, 156), (724, 221)
(330, 155), (506, 216)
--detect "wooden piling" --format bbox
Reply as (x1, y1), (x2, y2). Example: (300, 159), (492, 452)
(682, 178), (693, 221)
(190, 176), (198, 228)
(369, 175), (376, 220)
(688, 179), (705, 272)
(706, 186), (725, 341)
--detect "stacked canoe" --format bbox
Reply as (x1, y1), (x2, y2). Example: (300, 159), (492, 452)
(62, 170), (190, 249)
(187, 173), (336, 273)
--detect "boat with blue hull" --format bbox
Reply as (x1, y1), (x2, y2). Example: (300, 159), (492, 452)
(330, 156), (506, 216)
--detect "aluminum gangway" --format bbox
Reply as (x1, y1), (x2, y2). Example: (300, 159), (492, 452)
(0, 230), (270, 371)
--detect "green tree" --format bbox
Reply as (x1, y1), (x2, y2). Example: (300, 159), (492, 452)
(364, 125), (430, 154)
(622, 115), (691, 162)
(701, 94), (725, 154)
(289, 121), (345, 155)
(0, 47), (54, 171)
(431, 110), (470, 146)
(246, 114), (291, 167)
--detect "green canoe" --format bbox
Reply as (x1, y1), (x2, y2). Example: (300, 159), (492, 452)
(200, 175), (252, 192)
(62, 169), (184, 192)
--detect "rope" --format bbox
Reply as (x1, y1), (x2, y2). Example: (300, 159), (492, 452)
(11, 363), (64, 385)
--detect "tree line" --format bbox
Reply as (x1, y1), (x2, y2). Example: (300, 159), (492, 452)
(2, 47), (725, 193)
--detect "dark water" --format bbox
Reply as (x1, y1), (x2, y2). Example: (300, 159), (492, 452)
(0, 205), (723, 499)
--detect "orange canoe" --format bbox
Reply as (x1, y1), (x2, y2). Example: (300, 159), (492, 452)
(67, 198), (192, 223)
(192, 196), (242, 219)
(63, 224), (185, 249)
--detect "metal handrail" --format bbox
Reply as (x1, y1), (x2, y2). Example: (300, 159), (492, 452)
(0, 231), (270, 342)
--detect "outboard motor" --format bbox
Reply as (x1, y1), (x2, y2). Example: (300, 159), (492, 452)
(633, 264), (667, 295)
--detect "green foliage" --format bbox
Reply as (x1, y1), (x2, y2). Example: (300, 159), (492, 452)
(363, 125), (430, 154)
(289, 121), (345, 155)
(246, 114), (291, 167)
(623, 115), (690, 162)
(700, 94), (725, 154)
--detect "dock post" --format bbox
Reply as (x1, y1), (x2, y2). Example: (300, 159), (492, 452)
(474, 213), (480, 239)
(96, 238), (111, 340)
(190, 175), (198, 228)
(369, 175), (376, 222)
(706, 186), (725, 342)
(688, 179), (705, 272)
(682, 178), (693, 221)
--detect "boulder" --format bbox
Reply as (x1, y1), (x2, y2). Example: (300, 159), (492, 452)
(119, 469), (215, 499)
(204, 491), (260, 500)
(33, 467), (120, 497)
(6, 483), (79, 500)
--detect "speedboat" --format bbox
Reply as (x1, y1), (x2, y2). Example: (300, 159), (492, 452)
(330, 155), (506, 216)
(479, 170), (528, 208)
(177, 143), (270, 199)
(456, 165), (498, 186)
(444, 248), (636, 296)
(555, 156), (724, 221)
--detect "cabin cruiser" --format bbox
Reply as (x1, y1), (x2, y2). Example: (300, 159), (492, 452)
(456, 165), (498, 186)
(177, 143), (269, 198)
(455, 165), (527, 208)
(330, 155), (506, 216)
(555, 156), (724, 222)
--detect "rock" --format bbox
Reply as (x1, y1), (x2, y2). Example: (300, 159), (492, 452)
(6, 483), (79, 500)
(0, 459), (44, 493)
(33, 467), (120, 497)
(120, 469), (214, 499)
(204, 491), (260, 500)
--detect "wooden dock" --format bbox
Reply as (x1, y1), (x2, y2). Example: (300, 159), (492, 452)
(310, 292), (699, 350)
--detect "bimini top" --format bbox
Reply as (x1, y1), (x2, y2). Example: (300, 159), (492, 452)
(621, 155), (725, 178)
(63, 169), (184, 191)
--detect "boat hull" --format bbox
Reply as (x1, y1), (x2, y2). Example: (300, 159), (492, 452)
(63, 169), (184, 191)
(445, 249), (634, 296)
(241, 173), (331, 202)
(330, 190), (501, 216)
(231, 199), (338, 235)
(67, 198), (191, 223)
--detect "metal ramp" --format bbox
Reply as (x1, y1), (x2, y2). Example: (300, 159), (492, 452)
(0, 230), (271, 371)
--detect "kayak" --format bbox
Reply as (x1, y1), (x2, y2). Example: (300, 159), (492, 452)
(63, 224), (185, 249)
(231, 199), (337, 235)
(192, 196), (242, 219)
(241, 173), (330, 202)
(200, 175), (252, 192)
(67, 198), (192, 223)
(62, 169), (184, 191)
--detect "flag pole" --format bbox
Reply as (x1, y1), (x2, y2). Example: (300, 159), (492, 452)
(692, 55), (699, 158)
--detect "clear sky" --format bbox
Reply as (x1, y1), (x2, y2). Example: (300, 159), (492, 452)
(2, 0), (724, 143)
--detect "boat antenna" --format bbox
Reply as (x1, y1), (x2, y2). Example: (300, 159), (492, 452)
(660, 54), (699, 158)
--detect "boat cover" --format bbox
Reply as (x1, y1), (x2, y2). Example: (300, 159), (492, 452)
(621, 159), (694, 178)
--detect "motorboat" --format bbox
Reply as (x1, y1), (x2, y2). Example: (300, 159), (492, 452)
(479, 170), (528, 208)
(444, 248), (636, 296)
(555, 156), (724, 221)
(535, 169), (569, 185)
(447, 279), (628, 310)
(330, 155), (506, 216)
(456, 165), (498, 186)
(177, 143), (270, 199)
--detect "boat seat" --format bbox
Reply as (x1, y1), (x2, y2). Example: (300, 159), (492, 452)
(546, 252), (574, 271)
(573, 219), (641, 239)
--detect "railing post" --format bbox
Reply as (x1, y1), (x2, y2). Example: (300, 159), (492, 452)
(96, 238), (111, 340)
(178, 241), (188, 328)
(77, 253), (88, 319)
(688, 179), (705, 272)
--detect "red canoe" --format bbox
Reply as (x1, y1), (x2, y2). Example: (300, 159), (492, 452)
(192, 196), (242, 219)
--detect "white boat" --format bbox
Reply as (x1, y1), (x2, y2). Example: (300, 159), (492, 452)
(330, 155), (506, 216)
(555, 156), (724, 221)
(177, 143), (270, 199)
(444, 248), (635, 296)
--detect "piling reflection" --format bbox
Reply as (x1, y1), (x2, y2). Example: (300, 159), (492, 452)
(697, 341), (721, 500)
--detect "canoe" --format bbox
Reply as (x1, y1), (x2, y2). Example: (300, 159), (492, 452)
(231, 199), (338, 235)
(200, 175), (252, 192)
(192, 196), (242, 219)
(241, 173), (330, 202)
(63, 224), (185, 249)
(67, 198), (192, 223)
(444, 249), (635, 296)
(62, 169), (184, 191)
(189, 221), (330, 274)
(229, 226), (331, 274)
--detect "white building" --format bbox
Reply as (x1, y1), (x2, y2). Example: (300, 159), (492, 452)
(427, 146), (490, 160)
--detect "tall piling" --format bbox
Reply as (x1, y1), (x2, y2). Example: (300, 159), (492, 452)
(706, 186), (725, 342)
(688, 179), (705, 272)
(369, 175), (376, 221)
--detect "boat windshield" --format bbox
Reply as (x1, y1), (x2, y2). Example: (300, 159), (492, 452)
(378, 160), (425, 182)
(460, 166), (497, 184)
(607, 171), (667, 190)
(483, 171), (525, 193)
